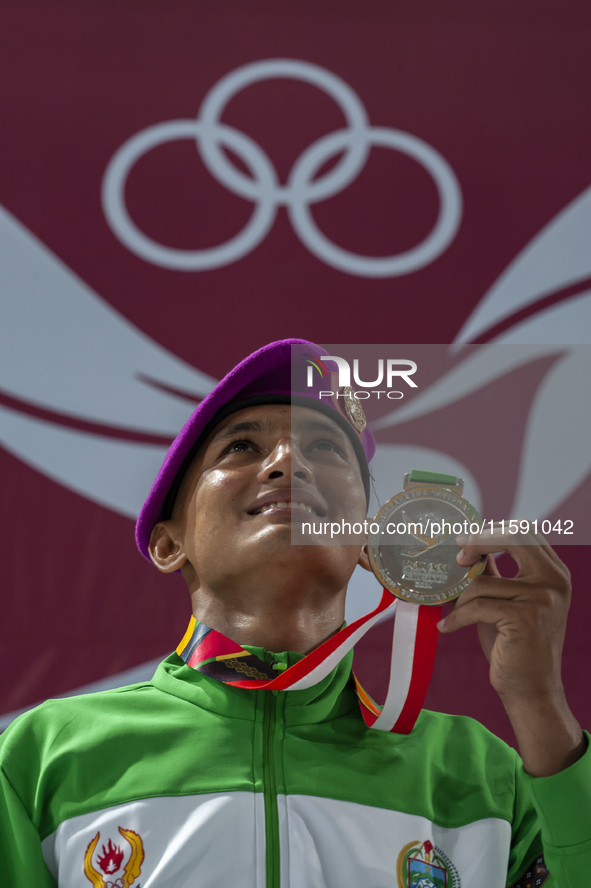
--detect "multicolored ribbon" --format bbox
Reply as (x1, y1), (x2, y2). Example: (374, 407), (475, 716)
(177, 591), (442, 735)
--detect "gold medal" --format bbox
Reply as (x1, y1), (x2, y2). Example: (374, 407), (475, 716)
(367, 470), (487, 605)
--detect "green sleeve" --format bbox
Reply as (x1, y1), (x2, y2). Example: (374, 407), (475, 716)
(507, 750), (545, 885)
(0, 763), (57, 887)
(519, 731), (591, 887)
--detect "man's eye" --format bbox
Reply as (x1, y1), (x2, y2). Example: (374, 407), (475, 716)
(312, 438), (343, 454)
(225, 439), (256, 453)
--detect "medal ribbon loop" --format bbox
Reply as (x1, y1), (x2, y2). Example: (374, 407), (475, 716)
(177, 592), (441, 734)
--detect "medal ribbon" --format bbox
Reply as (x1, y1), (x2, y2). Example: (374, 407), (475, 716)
(176, 592), (442, 734)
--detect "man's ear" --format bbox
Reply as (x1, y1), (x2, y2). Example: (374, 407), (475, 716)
(357, 543), (372, 573)
(149, 522), (187, 573)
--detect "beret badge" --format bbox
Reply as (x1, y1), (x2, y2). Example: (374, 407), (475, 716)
(340, 386), (367, 433)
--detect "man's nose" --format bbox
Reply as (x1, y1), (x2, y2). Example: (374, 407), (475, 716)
(257, 436), (313, 483)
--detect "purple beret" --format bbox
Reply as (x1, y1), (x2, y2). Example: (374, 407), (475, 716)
(135, 338), (376, 559)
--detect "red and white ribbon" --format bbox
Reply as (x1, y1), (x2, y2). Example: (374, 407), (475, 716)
(178, 589), (441, 735)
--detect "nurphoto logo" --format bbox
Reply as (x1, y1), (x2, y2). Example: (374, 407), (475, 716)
(305, 353), (418, 400)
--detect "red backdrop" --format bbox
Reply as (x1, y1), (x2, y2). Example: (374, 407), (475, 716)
(1, 0), (590, 744)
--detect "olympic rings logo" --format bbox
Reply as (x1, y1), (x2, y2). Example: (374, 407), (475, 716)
(102, 59), (462, 278)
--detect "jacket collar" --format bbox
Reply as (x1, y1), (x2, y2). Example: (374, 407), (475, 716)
(151, 646), (358, 727)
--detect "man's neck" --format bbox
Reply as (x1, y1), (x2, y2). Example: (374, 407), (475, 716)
(188, 579), (347, 655)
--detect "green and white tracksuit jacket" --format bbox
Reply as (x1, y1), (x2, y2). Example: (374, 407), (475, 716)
(0, 647), (589, 887)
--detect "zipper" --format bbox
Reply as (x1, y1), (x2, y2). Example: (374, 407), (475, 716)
(263, 691), (280, 888)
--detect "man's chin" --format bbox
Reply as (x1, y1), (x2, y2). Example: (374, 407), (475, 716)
(250, 519), (321, 544)
(247, 516), (367, 547)
(244, 523), (361, 561)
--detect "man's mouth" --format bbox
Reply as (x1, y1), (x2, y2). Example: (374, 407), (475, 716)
(248, 491), (327, 517)
(253, 501), (320, 516)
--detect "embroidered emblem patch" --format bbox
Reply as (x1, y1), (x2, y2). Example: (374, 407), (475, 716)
(83, 826), (144, 888)
(396, 840), (461, 888)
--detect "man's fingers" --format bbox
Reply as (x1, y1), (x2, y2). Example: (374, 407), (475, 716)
(439, 595), (544, 634)
(451, 574), (538, 607)
(456, 542), (553, 579)
(455, 524), (568, 579)
(482, 553), (502, 579)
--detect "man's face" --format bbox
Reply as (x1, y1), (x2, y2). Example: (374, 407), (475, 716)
(154, 403), (369, 596)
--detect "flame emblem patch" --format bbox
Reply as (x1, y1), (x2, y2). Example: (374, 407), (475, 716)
(84, 826), (144, 888)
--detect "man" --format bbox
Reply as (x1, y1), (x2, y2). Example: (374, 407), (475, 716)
(0, 338), (589, 887)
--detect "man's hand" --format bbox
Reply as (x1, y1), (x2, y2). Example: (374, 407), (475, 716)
(437, 526), (586, 777)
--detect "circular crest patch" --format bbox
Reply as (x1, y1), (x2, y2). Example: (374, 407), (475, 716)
(396, 840), (461, 888)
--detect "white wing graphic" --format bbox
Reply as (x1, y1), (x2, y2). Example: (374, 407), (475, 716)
(488, 294), (591, 521)
(0, 656), (164, 731)
(507, 347), (591, 520)
(0, 404), (168, 518)
(455, 184), (591, 344)
(0, 206), (218, 516)
(372, 330), (590, 525)
(371, 342), (566, 431)
(373, 172), (591, 527)
(0, 206), (216, 431)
